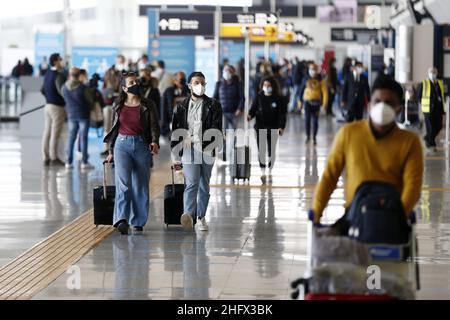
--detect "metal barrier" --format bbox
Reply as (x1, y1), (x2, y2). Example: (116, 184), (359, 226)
(0, 76), (21, 121)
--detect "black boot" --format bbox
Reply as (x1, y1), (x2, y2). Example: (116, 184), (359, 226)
(115, 220), (129, 235)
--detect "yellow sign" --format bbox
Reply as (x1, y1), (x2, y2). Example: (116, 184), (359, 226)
(220, 24), (244, 38)
(249, 25), (278, 42)
(220, 24), (279, 42)
(278, 31), (296, 43)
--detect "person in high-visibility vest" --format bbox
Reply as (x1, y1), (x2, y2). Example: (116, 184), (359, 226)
(417, 67), (446, 151)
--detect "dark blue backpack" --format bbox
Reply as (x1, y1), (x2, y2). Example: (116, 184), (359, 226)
(346, 181), (411, 244)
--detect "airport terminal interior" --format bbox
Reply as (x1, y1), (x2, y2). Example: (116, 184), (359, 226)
(1, 0), (450, 301)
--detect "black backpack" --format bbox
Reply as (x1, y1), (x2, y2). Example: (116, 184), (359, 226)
(345, 181), (411, 244)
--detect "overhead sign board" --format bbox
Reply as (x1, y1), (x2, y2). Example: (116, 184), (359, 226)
(148, 10), (215, 37)
(221, 11), (280, 42)
(331, 27), (392, 43)
(222, 12), (278, 25)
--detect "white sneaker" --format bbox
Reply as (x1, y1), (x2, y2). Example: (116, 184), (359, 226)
(81, 162), (95, 170)
(180, 213), (194, 231)
(65, 163), (73, 170)
(197, 217), (209, 232)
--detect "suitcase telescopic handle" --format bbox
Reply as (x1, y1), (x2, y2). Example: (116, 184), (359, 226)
(170, 165), (184, 197)
(102, 160), (113, 199)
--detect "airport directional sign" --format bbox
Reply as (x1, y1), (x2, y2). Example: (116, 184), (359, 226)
(222, 12), (278, 26)
(154, 11), (215, 36)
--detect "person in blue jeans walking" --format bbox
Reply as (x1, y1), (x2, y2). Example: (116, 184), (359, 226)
(62, 67), (96, 170)
(104, 72), (160, 235)
(171, 72), (223, 232)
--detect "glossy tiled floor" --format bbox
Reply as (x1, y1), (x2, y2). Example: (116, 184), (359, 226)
(1, 113), (450, 300)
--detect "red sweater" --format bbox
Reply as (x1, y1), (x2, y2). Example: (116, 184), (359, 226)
(119, 105), (142, 136)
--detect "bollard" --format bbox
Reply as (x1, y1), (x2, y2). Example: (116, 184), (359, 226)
(403, 91), (411, 127)
(445, 97), (450, 146)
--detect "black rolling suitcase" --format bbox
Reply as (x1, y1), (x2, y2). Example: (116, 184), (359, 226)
(93, 161), (115, 226)
(231, 137), (251, 182)
(164, 166), (196, 228)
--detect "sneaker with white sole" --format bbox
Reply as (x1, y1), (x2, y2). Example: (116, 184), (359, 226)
(81, 162), (95, 170)
(65, 163), (73, 170)
(180, 213), (194, 231)
(197, 217), (209, 231)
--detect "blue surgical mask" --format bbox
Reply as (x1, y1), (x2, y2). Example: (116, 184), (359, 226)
(263, 86), (272, 95)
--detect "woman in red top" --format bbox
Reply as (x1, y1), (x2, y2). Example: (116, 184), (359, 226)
(104, 72), (160, 235)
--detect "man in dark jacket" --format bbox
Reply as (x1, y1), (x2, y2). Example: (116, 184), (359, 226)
(289, 59), (306, 113)
(341, 62), (371, 122)
(62, 67), (96, 170)
(161, 71), (189, 137)
(213, 65), (244, 130)
(171, 71), (223, 232)
(41, 53), (67, 166)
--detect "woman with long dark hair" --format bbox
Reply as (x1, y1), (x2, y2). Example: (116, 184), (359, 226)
(104, 72), (160, 235)
(247, 76), (287, 172)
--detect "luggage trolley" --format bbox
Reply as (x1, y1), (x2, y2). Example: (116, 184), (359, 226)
(291, 213), (419, 300)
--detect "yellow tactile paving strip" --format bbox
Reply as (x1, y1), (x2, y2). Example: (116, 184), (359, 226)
(0, 164), (172, 300)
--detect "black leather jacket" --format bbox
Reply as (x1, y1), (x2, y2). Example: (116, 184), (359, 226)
(103, 98), (160, 154)
(170, 95), (223, 153)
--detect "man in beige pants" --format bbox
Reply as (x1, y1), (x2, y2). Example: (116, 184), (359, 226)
(41, 53), (67, 166)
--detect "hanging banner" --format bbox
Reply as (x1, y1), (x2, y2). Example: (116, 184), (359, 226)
(220, 40), (245, 67)
(71, 47), (118, 77)
(195, 47), (215, 96)
(34, 33), (65, 75)
(148, 36), (195, 76)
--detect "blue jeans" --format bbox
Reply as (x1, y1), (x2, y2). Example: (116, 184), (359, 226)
(67, 119), (89, 164)
(305, 101), (320, 139)
(182, 148), (214, 219)
(289, 84), (301, 112)
(113, 134), (152, 227)
(223, 112), (237, 130)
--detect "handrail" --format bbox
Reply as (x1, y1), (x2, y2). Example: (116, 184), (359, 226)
(19, 105), (45, 117)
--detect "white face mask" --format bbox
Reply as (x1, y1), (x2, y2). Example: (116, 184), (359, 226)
(309, 69), (316, 78)
(138, 62), (147, 70)
(370, 102), (397, 126)
(223, 71), (232, 81)
(192, 84), (205, 97)
(115, 63), (125, 72)
(429, 72), (437, 81)
(152, 68), (163, 79)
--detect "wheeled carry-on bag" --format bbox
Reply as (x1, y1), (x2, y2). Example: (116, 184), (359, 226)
(231, 135), (251, 182)
(93, 161), (115, 226)
(164, 166), (197, 228)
